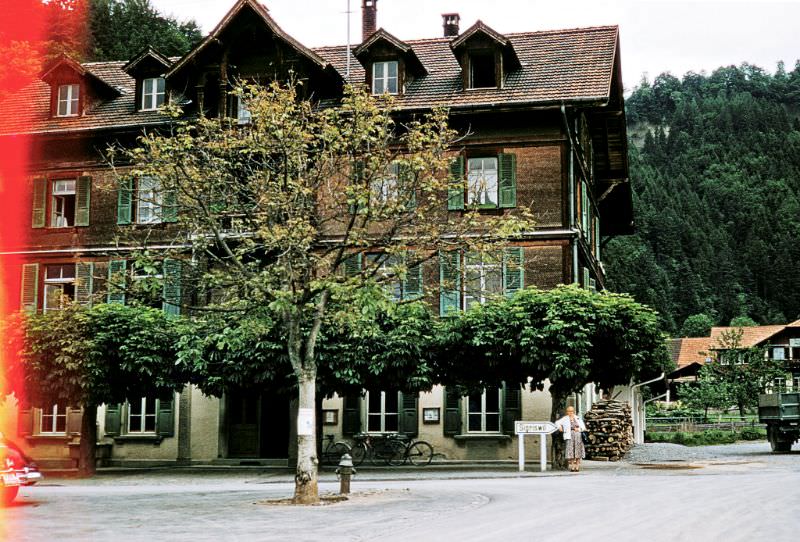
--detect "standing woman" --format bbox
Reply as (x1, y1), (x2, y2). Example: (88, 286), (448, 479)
(556, 406), (586, 472)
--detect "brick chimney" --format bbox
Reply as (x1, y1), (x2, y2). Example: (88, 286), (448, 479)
(362, 0), (378, 41)
(442, 13), (460, 37)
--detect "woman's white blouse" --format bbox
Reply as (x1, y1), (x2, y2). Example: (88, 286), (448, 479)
(555, 415), (586, 440)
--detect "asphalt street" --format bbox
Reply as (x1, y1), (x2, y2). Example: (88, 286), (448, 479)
(1, 442), (797, 542)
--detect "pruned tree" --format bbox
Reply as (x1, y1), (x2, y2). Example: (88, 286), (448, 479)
(113, 82), (532, 503)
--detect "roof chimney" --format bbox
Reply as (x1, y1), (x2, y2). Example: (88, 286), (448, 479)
(362, 0), (378, 42)
(442, 13), (460, 38)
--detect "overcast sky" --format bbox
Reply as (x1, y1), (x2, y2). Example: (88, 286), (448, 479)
(149, 0), (800, 90)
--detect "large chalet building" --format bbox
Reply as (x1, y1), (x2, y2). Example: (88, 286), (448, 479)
(0, 0), (631, 467)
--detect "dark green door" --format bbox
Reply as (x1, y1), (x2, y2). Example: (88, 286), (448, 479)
(228, 391), (260, 458)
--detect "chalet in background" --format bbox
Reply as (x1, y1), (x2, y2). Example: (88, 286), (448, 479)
(0, 0), (631, 468)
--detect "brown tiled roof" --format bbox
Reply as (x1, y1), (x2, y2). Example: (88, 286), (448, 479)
(0, 22), (619, 135)
(669, 337), (714, 369)
(315, 25), (619, 112)
(709, 325), (786, 349)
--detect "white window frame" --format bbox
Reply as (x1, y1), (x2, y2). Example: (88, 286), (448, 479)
(43, 264), (76, 312)
(467, 157), (499, 207)
(57, 84), (79, 117)
(141, 77), (165, 111)
(465, 388), (502, 433)
(136, 176), (162, 224)
(365, 390), (399, 433)
(371, 162), (399, 203)
(772, 346), (787, 361)
(127, 397), (158, 434)
(367, 253), (402, 302)
(372, 61), (399, 95)
(51, 179), (76, 228)
(464, 252), (502, 308)
(236, 97), (252, 125)
(39, 404), (67, 435)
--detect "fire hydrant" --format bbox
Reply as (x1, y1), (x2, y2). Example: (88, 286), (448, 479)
(335, 454), (356, 495)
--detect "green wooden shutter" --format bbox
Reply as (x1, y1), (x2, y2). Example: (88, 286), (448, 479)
(104, 403), (122, 437)
(447, 155), (465, 210)
(20, 263), (39, 313)
(107, 259), (127, 304)
(343, 253), (362, 278)
(75, 175), (91, 226)
(439, 250), (461, 316)
(75, 262), (94, 306)
(163, 259), (182, 316)
(498, 153), (517, 208)
(17, 408), (34, 437)
(398, 392), (419, 437)
(398, 162), (416, 210)
(341, 395), (361, 436)
(402, 251), (422, 300)
(66, 407), (83, 435)
(31, 176), (47, 228)
(117, 178), (133, 225)
(162, 181), (178, 223)
(442, 387), (462, 437)
(157, 397), (175, 437)
(503, 247), (524, 296)
(502, 383), (522, 436)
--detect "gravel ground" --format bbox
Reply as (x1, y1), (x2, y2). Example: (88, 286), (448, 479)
(624, 440), (798, 464)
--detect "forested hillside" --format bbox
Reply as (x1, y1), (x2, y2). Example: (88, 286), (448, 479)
(605, 63), (800, 334)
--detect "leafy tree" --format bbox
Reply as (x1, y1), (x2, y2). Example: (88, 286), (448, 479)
(115, 82), (532, 503)
(680, 313), (716, 337)
(679, 366), (731, 420)
(2, 303), (186, 475)
(729, 316), (758, 327)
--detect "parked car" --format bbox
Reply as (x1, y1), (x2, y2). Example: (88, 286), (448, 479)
(1, 436), (43, 505)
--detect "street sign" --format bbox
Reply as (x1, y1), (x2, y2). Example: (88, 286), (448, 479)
(515, 421), (557, 435)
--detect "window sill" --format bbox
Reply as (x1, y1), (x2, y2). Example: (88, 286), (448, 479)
(112, 434), (164, 444)
(453, 434), (511, 442)
(25, 434), (73, 443)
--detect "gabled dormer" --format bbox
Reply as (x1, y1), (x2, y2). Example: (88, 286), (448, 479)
(450, 21), (520, 90)
(123, 47), (172, 112)
(353, 28), (426, 96)
(40, 55), (121, 118)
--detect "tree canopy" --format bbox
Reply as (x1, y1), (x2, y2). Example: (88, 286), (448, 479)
(605, 62), (800, 333)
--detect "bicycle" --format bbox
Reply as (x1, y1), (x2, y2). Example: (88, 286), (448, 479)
(350, 433), (407, 466)
(320, 434), (352, 466)
(396, 438), (434, 466)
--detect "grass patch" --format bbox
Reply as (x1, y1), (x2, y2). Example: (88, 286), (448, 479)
(645, 427), (766, 446)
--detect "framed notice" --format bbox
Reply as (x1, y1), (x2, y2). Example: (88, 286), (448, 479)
(423, 407), (440, 424)
(322, 409), (338, 425)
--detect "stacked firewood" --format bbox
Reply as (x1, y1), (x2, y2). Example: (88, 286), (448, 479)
(583, 400), (633, 461)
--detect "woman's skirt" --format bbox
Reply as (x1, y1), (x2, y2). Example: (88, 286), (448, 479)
(565, 431), (585, 460)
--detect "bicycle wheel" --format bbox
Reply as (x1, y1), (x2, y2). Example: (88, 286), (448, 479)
(407, 441), (434, 466)
(386, 439), (407, 466)
(324, 442), (351, 466)
(351, 442), (368, 467)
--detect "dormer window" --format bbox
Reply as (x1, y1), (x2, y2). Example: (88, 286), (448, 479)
(141, 77), (165, 111)
(57, 84), (80, 117)
(468, 52), (497, 89)
(372, 61), (398, 95)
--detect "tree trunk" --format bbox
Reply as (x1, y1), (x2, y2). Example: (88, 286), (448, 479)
(293, 369), (319, 504)
(738, 402), (746, 420)
(550, 392), (567, 471)
(78, 404), (97, 477)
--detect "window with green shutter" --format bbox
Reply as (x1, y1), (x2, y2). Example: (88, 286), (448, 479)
(162, 259), (182, 316)
(75, 262), (94, 306)
(342, 395), (362, 436)
(75, 175), (91, 226)
(31, 176), (47, 228)
(402, 251), (423, 300)
(447, 155), (465, 210)
(104, 403), (122, 437)
(503, 247), (524, 296)
(502, 383), (522, 436)
(343, 253), (362, 278)
(349, 160), (366, 215)
(157, 396), (175, 437)
(498, 153), (517, 208)
(439, 250), (461, 316)
(117, 178), (133, 225)
(442, 387), (463, 437)
(107, 260), (127, 304)
(20, 263), (39, 313)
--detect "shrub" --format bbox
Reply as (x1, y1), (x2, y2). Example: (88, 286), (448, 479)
(738, 427), (766, 441)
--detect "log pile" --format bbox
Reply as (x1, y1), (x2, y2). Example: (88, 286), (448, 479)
(583, 400), (633, 461)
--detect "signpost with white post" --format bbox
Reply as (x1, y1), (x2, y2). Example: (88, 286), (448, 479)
(515, 421), (557, 472)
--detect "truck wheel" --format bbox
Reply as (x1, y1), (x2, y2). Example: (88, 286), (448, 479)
(1, 485), (19, 506)
(770, 438), (792, 453)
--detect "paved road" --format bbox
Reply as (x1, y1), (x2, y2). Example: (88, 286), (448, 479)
(1, 442), (798, 542)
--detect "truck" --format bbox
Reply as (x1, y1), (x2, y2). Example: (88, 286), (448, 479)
(758, 392), (800, 452)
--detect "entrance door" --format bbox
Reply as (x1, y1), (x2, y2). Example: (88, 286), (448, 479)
(228, 391), (260, 458)
(260, 395), (290, 458)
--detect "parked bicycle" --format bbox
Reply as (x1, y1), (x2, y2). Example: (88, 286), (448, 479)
(321, 434), (352, 466)
(350, 433), (434, 466)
